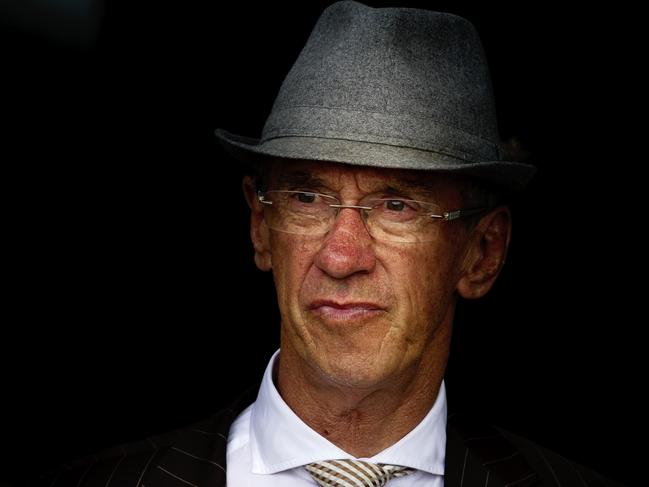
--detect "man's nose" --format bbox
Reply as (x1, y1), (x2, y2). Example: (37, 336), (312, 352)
(314, 208), (376, 279)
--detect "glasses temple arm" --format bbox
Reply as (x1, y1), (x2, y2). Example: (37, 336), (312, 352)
(439, 207), (489, 221)
(257, 192), (273, 206)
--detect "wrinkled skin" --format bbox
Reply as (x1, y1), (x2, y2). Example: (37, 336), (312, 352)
(243, 160), (511, 456)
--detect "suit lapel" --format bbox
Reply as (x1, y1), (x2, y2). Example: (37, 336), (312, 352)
(445, 413), (539, 487)
(143, 387), (257, 487)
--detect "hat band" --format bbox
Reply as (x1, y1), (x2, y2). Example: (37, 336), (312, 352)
(262, 105), (500, 162)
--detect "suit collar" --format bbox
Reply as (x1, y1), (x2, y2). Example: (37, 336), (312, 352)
(144, 387), (257, 487)
(445, 413), (539, 487)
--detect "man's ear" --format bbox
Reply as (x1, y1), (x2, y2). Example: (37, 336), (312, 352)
(457, 207), (512, 299)
(242, 175), (272, 271)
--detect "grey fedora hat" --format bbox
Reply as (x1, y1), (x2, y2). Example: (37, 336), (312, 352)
(215, 1), (536, 191)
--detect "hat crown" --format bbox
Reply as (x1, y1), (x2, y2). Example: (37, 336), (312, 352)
(214, 1), (536, 191)
(263, 0), (500, 162)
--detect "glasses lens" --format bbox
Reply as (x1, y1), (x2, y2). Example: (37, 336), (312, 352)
(365, 198), (442, 243)
(263, 191), (337, 236)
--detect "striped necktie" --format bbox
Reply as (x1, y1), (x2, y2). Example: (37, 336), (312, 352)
(306, 459), (415, 486)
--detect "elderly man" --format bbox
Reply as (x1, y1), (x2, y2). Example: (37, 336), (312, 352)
(39, 2), (624, 487)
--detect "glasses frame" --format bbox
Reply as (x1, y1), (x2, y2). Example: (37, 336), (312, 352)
(258, 190), (487, 222)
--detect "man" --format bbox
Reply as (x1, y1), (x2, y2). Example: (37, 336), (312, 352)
(39, 2), (624, 486)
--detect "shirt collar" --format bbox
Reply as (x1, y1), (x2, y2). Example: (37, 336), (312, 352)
(250, 350), (446, 475)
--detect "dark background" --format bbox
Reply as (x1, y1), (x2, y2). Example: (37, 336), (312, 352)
(1, 1), (641, 486)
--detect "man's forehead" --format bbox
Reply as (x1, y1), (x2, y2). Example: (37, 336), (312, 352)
(266, 159), (461, 192)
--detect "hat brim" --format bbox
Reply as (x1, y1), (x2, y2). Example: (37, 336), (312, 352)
(215, 129), (536, 192)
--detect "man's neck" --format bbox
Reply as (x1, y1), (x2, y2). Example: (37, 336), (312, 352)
(276, 323), (451, 458)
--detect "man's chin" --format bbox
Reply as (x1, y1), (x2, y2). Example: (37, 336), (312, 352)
(312, 351), (397, 390)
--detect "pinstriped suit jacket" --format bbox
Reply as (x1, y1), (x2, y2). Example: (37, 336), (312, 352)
(37, 388), (626, 487)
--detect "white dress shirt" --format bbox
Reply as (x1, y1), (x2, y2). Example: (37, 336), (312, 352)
(227, 350), (447, 486)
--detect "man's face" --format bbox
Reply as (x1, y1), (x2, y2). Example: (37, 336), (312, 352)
(250, 161), (481, 389)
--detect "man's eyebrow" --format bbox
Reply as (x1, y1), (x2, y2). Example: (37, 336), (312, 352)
(273, 171), (327, 188)
(272, 170), (438, 198)
(381, 180), (437, 200)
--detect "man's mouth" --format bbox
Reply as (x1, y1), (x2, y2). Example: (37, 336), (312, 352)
(308, 300), (385, 322)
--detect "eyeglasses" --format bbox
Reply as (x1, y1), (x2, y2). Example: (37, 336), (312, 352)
(257, 190), (487, 243)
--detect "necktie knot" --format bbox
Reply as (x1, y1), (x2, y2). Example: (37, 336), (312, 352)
(306, 459), (414, 486)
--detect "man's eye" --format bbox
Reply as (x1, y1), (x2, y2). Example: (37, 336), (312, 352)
(385, 200), (407, 211)
(296, 192), (317, 203)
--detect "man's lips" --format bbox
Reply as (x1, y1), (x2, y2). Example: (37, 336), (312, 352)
(308, 300), (384, 310)
(307, 300), (386, 321)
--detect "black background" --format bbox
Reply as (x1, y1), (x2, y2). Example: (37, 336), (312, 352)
(1, 1), (642, 486)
